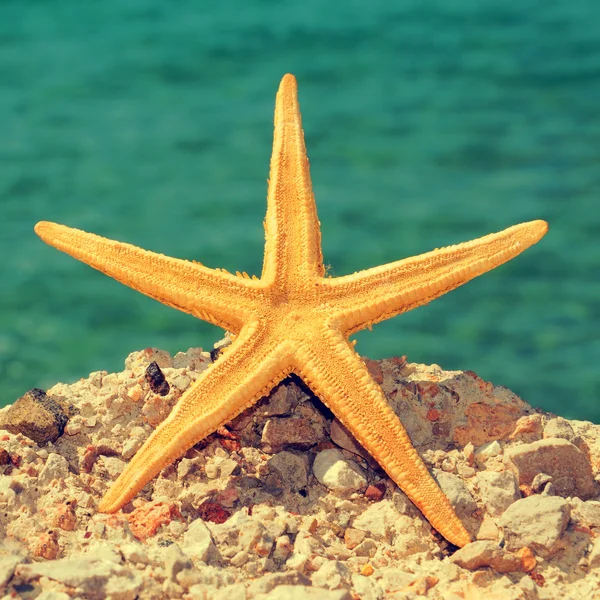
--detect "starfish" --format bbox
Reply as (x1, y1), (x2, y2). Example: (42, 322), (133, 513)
(35, 74), (547, 548)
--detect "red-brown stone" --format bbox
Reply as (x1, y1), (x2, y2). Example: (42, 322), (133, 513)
(126, 501), (183, 541)
(198, 500), (231, 524)
(365, 482), (387, 502)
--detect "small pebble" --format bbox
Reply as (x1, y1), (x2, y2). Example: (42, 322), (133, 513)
(145, 362), (171, 396)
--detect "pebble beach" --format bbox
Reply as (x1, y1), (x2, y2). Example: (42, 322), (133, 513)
(1, 341), (600, 599)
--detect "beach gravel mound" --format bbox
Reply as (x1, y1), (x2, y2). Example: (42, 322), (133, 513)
(1, 341), (599, 599)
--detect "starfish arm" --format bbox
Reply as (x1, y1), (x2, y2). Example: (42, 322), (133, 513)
(295, 329), (471, 547)
(35, 221), (262, 331)
(321, 220), (548, 334)
(98, 324), (293, 513)
(261, 74), (325, 287)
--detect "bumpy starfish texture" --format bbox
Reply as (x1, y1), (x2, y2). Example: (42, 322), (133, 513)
(35, 74), (547, 548)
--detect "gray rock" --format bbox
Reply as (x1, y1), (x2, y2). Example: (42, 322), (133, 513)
(246, 571), (312, 596)
(273, 535), (293, 563)
(504, 437), (596, 499)
(311, 560), (352, 590)
(293, 530), (325, 560)
(163, 542), (193, 581)
(433, 469), (477, 517)
(350, 574), (382, 600)
(38, 453), (70, 485)
(84, 541), (122, 564)
(569, 498), (600, 528)
(182, 518), (220, 564)
(259, 383), (297, 416)
(230, 550), (250, 567)
(588, 537), (600, 568)
(20, 556), (142, 600)
(184, 565), (235, 592)
(330, 419), (374, 466)
(36, 593), (72, 600)
(376, 570), (415, 596)
(499, 495), (570, 556)
(0, 553), (22, 589)
(352, 500), (399, 543)
(209, 583), (248, 600)
(313, 449), (367, 493)
(353, 539), (378, 558)
(208, 511), (269, 558)
(474, 440), (502, 461)
(267, 451), (309, 492)
(101, 456), (126, 479)
(343, 527), (366, 550)
(125, 348), (173, 370)
(263, 585), (352, 600)
(531, 473), (553, 494)
(476, 470), (520, 516)
(172, 348), (208, 371)
(119, 542), (149, 565)
(261, 417), (323, 453)
(517, 575), (540, 599)
(450, 540), (523, 573)
(543, 417), (576, 442)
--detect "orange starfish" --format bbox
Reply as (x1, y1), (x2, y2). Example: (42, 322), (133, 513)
(35, 74), (547, 547)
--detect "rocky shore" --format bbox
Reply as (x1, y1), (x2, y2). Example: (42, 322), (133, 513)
(1, 340), (599, 599)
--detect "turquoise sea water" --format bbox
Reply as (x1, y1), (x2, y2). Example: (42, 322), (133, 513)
(1, 1), (599, 420)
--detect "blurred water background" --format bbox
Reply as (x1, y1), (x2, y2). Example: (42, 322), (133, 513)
(1, 1), (598, 420)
